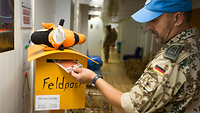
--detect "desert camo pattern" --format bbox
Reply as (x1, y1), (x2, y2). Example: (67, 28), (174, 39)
(121, 28), (200, 113)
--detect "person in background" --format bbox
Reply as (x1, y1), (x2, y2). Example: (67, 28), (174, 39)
(71, 0), (200, 112)
(111, 27), (117, 48)
(103, 25), (113, 63)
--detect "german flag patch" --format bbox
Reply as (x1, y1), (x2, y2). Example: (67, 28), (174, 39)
(153, 65), (165, 76)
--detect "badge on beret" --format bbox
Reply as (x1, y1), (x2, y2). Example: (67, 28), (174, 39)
(153, 65), (165, 76)
(163, 45), (184, 62)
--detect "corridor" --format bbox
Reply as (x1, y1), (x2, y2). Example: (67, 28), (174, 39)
(101, 48), (138, 93)
(101, 48), (139, 113)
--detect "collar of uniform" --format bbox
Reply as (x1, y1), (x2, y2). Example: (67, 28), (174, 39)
(167, 27), (199, 45)
(160, 28), (198, 62)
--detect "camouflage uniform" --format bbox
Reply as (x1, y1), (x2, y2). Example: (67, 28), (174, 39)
(103, 31), (113, 60)
(121, 28), (200, 113)
(111, 28), (117, 47)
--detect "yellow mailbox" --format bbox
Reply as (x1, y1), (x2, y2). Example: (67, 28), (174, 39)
(28, 45), (95, 111)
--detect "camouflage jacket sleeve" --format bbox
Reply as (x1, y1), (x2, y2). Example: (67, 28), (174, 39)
(121, 45), (200, 113)
(121, 28), (200, 113)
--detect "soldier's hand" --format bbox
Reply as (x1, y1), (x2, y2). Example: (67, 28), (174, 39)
(71, 67), (96, 84)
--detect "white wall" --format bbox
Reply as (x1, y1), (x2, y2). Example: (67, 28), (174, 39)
(87, 17), (104, 56)
(0, 0), (33, 113)
(80, 4), (89, 55)
(54, 0), (71, 30)
(119, 19), (139, 61)
(137, 23), (152, 58)
(34, 0), (55, 30)
(118, 19), (153, 61)
(69, 1), (89, 55)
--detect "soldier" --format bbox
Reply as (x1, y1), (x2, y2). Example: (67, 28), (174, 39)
(103, 25), (113, 63)
(111, 27), (117, 48)
(71, 0), (200, 112)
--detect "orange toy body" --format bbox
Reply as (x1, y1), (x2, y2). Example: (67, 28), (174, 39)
(31, 19), (86, 51)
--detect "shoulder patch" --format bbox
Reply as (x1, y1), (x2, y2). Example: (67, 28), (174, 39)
(163, 45), (184, 62)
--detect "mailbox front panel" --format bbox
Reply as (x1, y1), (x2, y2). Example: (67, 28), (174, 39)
(35, 52), (87, 111)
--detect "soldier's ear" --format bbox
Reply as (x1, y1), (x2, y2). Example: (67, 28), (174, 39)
(174, 12), (184, 27)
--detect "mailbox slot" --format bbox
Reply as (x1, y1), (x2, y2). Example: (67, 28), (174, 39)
(46, 59), (79, 63)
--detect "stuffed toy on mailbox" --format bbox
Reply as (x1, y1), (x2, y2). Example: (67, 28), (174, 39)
(31, 19), (86, 51)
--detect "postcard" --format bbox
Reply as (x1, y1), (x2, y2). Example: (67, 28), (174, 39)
(53, 60), (82, 73)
